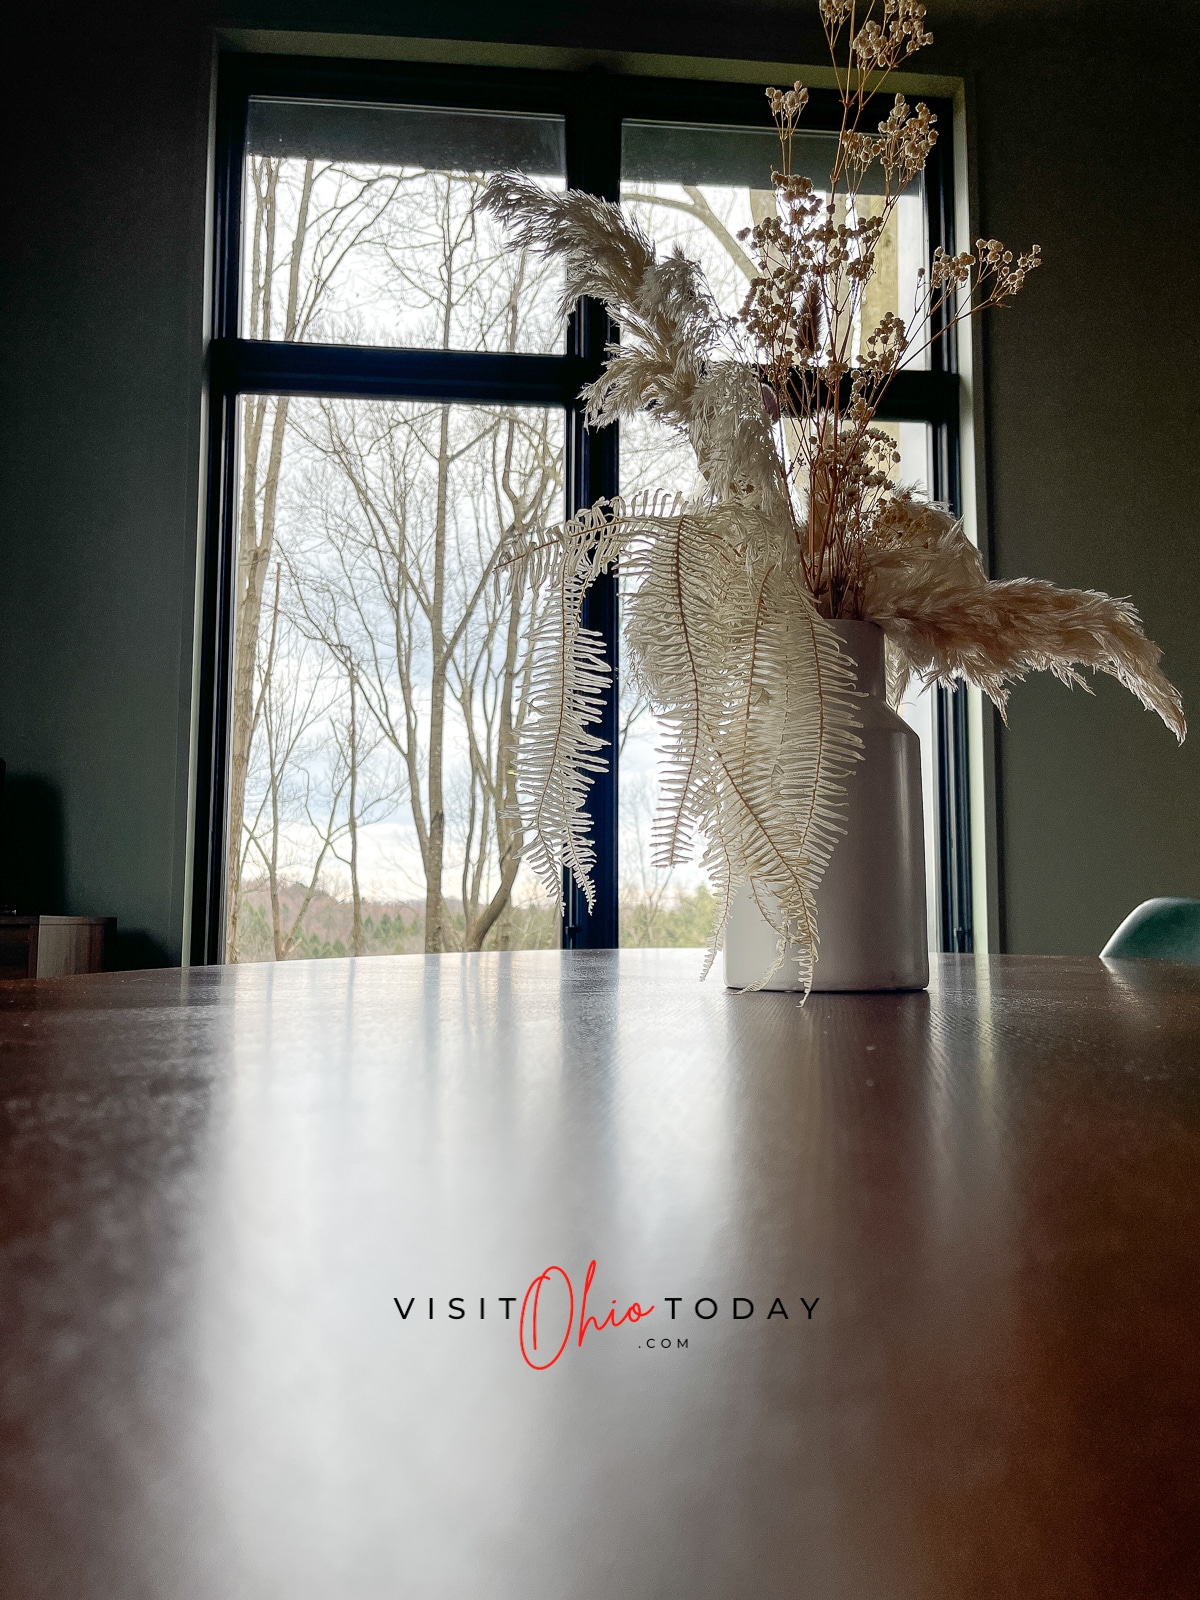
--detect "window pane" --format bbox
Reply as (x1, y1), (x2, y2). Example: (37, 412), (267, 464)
(225, 394), (565, 961)
(616, 412), (707, 948)
(621, 120), (928, 366)
(241, 100), (567, 352)
(896, 663), (942, 954)
(618, 413), (941, 950)
(888, 426), (943, 953)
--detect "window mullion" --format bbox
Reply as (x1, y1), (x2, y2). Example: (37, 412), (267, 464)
(218, 338), (597, 407)
(925, 110), (974, 954)
(562, 78), (622, 950)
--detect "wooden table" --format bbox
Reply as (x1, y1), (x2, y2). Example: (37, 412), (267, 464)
(1, 952), (1198, 1599)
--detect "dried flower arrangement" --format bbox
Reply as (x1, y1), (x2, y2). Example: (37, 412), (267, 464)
(481, 0), (1185, 988)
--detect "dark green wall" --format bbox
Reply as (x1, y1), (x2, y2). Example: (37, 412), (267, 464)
(962, 11), (1200, 952)
(1, 8), (212, 966)
(1, 1), (1196, 963)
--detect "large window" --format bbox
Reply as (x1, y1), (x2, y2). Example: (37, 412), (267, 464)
(194, 58), (968, 964)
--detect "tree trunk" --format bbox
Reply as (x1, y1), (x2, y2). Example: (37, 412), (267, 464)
(422, 204), (458, 954)
(268, 718), (284, 962)
(225, 158), (315, 960)
(348, 670), (362, 957)
(424, 399), (451, 952)
(227, 391), (290, 957)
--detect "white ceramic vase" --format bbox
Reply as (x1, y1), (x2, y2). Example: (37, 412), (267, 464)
(723, 619), (929, 992)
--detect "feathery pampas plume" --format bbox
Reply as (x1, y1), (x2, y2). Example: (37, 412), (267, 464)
(481, 0), (1184, 989)
(864, 496), (1185, 738)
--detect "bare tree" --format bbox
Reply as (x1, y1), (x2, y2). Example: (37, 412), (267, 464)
(265, 171), (563, 953)
(240, 568), (351, 960)
(621, 183), (760, 279)
(230, 155), (564, 959)
(278, 540), (406, 957)
(227, 154), (408, 957)
(288, 390), (560, 952)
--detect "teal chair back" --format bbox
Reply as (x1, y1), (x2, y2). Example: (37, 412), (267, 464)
(1101, 897), (1200, 962)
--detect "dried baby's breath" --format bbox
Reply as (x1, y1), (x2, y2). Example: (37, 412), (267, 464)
(737, 3), (1050, 621)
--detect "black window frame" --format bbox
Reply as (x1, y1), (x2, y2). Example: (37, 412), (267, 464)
(193, 52), (969, 965)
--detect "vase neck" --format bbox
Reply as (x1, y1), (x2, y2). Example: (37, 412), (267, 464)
(828, 620), (886, 699)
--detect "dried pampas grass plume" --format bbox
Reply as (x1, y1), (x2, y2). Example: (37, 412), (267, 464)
(864, 496), (1185, 741)
(482, 175), (783, 516)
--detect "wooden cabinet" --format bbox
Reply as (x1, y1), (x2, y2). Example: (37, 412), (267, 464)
(0, 916), (114, 978)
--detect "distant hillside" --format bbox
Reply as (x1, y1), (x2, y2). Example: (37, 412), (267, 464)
(233, 881), (556, 961)
(232, 880), (714, 961)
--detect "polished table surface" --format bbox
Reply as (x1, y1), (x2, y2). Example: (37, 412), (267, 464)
(1, 951), (1198, 1599)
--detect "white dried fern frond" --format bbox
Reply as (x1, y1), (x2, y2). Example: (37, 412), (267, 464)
(519, 608), (610, 909)
(697, 562), (862, 988)
(516, 517), (625, 910)
(512, 493), (701, 909)
(622, 512), (861, 989)
(864, 496), (1186, 741)
(621, 514), (738, 874)
(497, 490), (685, 588)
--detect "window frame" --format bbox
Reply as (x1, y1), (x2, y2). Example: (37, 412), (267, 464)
(193, 52), (967, 964)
